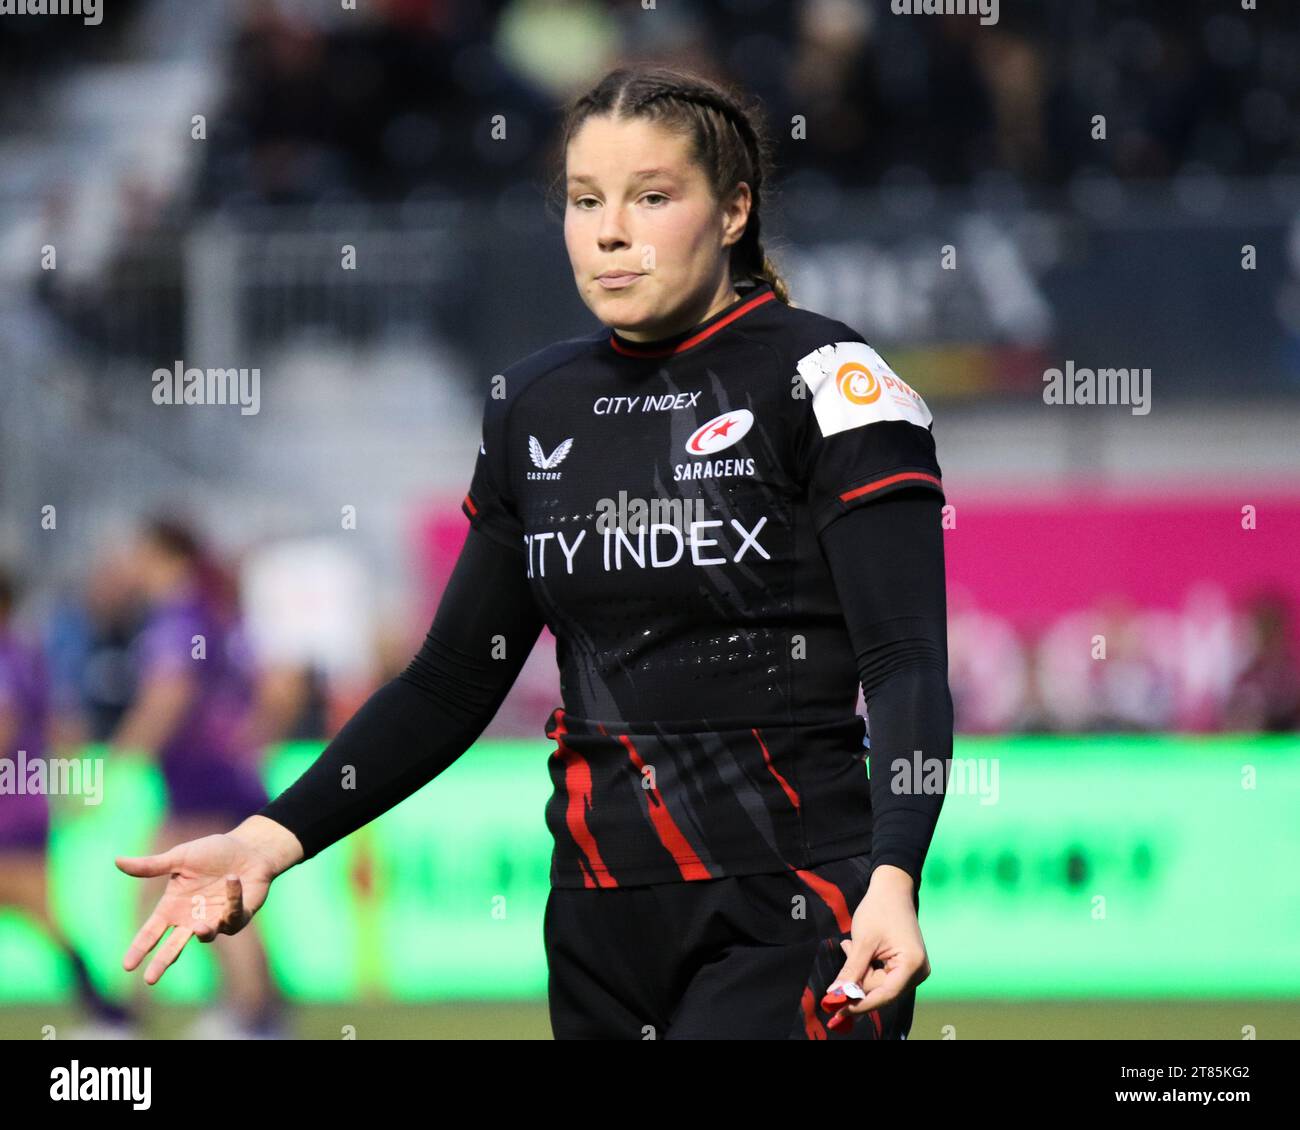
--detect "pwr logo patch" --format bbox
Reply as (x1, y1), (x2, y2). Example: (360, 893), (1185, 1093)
(795, 341), (932, 436)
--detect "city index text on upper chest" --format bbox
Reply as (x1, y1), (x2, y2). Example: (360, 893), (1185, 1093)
(592, 391), (703, 414)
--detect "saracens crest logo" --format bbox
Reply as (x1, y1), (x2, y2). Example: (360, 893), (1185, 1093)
(527, 434), (573, 480)
(685, 409), (753, 455)
(676, 409), (756, 482)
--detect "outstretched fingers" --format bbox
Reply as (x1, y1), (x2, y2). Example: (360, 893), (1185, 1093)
(122, 910), (171, 972)
(143, 925), (195, 985)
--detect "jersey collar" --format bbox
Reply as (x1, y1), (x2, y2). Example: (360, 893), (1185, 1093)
(607, 280), (775, 358)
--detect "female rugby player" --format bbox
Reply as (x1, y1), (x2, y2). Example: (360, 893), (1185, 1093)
(116, 65), (951, 1040)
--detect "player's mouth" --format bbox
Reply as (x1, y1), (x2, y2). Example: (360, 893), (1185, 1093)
(596, 271), (642, 290)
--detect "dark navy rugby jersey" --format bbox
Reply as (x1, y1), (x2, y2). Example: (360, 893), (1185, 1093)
(461, 279), (945, 889)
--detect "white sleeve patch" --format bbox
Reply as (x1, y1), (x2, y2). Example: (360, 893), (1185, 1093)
(795, 340), (932, 437)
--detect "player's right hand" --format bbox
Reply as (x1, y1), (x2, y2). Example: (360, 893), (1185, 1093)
(115, 834), (279, 985)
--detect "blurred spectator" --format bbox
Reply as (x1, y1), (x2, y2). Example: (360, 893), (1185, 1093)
(43, 550), (145, 751)
(173, 0), (1300, 210)
(1224, 591), (1300, 732)
(941, 584), (1299, 735)
(947, 584), (1030, 734)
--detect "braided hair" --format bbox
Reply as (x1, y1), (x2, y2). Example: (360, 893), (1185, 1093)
(547, 65), (792, 305)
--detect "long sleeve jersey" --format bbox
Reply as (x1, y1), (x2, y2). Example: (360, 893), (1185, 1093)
(257, 279), (953, 891)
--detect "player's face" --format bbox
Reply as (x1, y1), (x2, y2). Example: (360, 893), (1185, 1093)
(564, 115), (748, 340)
(128, 538), (184, 601)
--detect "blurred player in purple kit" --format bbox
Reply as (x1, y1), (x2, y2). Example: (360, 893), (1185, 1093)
(0, 565), (139, 1037)
(109, 517), (288, 1038)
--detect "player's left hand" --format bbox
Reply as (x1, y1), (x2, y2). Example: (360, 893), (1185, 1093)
(821, 866), (930, 1033)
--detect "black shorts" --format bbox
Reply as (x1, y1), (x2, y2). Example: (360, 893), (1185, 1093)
(544, 852), (919, 1040)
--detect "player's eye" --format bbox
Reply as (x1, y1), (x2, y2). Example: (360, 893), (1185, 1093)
(572, 196), (599, 210)
(641, 192), (669, 206)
